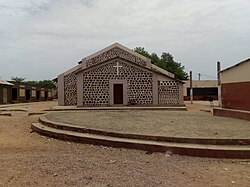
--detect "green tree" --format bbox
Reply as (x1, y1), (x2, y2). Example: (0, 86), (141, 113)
(133, 47), (188, 80)
(133, 47), (151, 59)
(11, 77), (56, 89)
(25, 81), (39, 88)
(151, 53), (160, 64)
(11, 76), (26, 83)
(26, 80), (56, 89)
(159, 52), (188, 80)
(37, 80), (56, 89)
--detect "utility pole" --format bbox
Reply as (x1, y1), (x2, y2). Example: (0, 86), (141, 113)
(217, 61), (221, 107)
(190, 71), (193, 104)
(198, 73), (201, 81)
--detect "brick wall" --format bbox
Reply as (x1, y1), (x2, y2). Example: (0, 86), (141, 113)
(221, 81), (250, 111)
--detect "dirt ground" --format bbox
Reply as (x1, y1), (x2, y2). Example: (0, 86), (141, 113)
(0, 101), (250, 187)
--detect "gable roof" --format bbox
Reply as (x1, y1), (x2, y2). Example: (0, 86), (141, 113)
(61, 64), (82, 76)
(0, 80), (13, 86)
(81, 42), (151, 65)
(151, 64), (175, 78)
(220, 58), (250, 73)
(62, 42), (181, 82)
(79, 42), (151, 69)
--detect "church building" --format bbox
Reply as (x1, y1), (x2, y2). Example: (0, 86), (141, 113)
(58, 43), (184, 107)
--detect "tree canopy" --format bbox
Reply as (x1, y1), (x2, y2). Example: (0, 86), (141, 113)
(11, 76), (26, 83)
(133, 47), (188, 80)
(25, 80), (56, 89)
(11, 77), (56, 89)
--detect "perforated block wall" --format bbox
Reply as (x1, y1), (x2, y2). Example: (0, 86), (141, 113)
(64, 72), (77, 106)
(158, 81), (180, 105)
(86, 47), (147, 68)
(83, 61), (153, 106)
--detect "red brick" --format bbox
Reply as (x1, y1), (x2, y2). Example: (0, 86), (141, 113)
(221, 82), (250, 111)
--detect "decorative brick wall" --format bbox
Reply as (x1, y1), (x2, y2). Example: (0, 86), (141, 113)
(158, 81), (180, 105)
(222, 81), (250, 111)
(64, 72), (77, 106)
(83, 61), (153, 106)
(86, 47), (147, 68)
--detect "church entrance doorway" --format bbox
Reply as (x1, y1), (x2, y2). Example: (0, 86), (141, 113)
(113, 84), (123, 104)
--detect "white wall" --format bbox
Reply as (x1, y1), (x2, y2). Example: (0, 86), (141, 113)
(221, 60), (250, 84)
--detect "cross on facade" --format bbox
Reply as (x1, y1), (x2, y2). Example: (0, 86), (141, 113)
(113, 61), (122, 75)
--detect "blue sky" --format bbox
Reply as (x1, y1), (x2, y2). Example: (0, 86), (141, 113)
(0, 0), (249, 80)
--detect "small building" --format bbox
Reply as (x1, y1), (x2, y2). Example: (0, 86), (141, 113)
(0, 80), (53, 104)
(10, 82), (53, 103)
(214, 58), (250, 120)
(0, 80), (13, 104)
(58, 43), (184, 107)
(183, 80), (218, 101)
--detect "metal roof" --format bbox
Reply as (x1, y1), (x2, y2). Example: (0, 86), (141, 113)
(220, 58), (250, 73)
(0, 80), (13, 86)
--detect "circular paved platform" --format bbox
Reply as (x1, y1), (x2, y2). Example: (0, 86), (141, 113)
(32, 110), (250, 158)
(45, 110), (250, 139)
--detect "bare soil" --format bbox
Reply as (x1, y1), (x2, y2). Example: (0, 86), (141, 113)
(0, 101), (250, 187)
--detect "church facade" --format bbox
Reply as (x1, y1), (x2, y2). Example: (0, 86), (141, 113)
(58, 43), (184, 107)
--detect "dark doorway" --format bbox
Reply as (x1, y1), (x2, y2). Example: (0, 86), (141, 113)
(36, 90), (40, 101)
(187, 87), (218, 100)
(12, 88), (18, 101)
(45, 91), (48, 101)
(113, 84), (123, 104)
(25, 89), (31, 101)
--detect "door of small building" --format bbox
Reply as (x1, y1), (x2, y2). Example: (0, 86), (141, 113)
(25, 89), (31, 101)
(12, 88), (18, 101)
(36, 91), (40, 101)
(3, 88), (8, 104)
(113, 84), (123, 104)
(45, 91), (48, 100)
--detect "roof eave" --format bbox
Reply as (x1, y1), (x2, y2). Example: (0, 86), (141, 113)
(220, 58), (250, 73)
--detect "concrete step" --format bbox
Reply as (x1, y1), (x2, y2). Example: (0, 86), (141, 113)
(31, 122), (250, 159)
(39, 116), (250, 146)
(47, 106), (187, 111)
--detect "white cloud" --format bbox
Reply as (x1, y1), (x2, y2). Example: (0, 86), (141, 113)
(0, 0), (249, 80)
